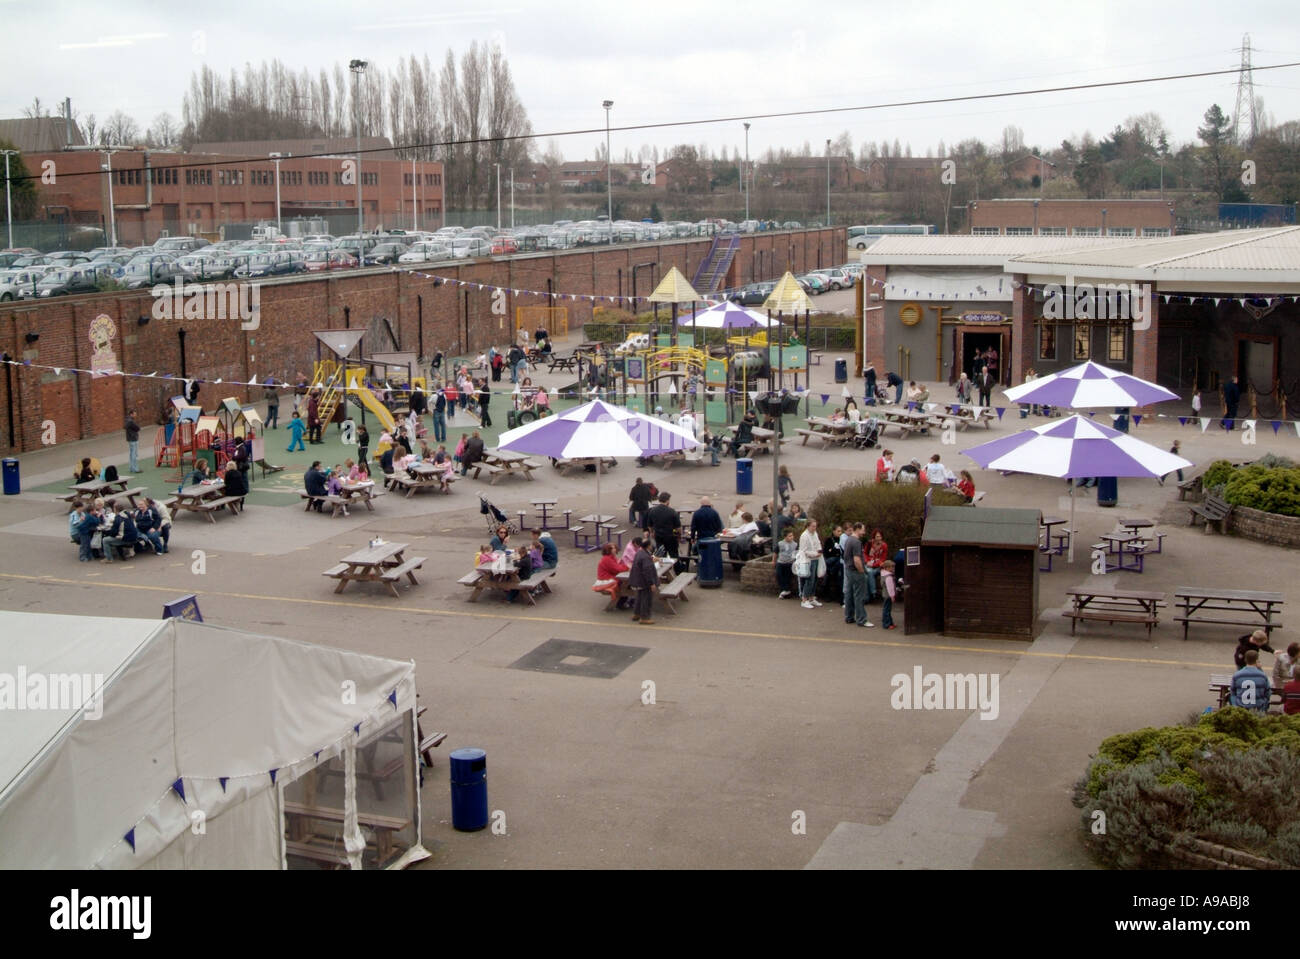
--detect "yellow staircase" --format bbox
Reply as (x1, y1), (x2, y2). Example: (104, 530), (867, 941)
(312, 359), (346, 424)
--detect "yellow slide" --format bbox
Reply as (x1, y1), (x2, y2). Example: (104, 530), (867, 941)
(350, 382), (397, 433)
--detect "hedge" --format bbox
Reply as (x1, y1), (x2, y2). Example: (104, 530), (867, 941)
(808, 479), (965, 550)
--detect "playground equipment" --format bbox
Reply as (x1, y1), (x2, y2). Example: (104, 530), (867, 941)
(308, 331), (423, 435)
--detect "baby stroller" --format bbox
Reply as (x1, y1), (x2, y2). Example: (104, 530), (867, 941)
(854, 417), (883, 449)
(479, 493), (516, 538)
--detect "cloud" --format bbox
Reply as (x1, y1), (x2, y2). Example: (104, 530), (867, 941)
(59, 32), (167, 50)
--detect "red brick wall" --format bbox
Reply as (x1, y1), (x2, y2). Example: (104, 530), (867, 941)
(0, 229), (843, 453)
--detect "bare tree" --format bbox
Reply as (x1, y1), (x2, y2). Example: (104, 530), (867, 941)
(22, 97), (49, 118)
(83, 113), (98, 146)
(102, 110), (141, 146)
(147, 112), (180, 148)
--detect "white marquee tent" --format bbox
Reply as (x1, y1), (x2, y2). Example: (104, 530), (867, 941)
(0, 612), (429, 870)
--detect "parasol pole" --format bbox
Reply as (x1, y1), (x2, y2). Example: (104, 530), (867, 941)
(1068, 483), (1076, 564)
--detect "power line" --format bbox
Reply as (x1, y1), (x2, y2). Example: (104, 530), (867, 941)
(13, 59), (1300, 185)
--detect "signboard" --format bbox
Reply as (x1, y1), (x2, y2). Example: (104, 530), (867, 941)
(960, 311), (1005, 324)
(626, 357), (645, 382)
(88, 314), (120, 374)
(162, 594), (203, 622)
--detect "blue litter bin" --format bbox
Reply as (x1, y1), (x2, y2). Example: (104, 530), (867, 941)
(697, 538), (723, 588)
(834, 358), (848, 384)
(1097, 476), (1118, 507)
(735, 457), (753, 495)
(449, 747), (488, 832)
(1, 458), (18, 496)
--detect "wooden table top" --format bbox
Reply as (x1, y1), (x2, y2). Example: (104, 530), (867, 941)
(1174, 586), (1284, 602)
(1118, 517), (1154, 528)
(341, 541), (408, 566)
(1040, 516), (1066, 526)
(178, 481), (225, 499)
(71, 479), (129, 493)
(580, 514), (615, 525)
(1067, 584), (1167, 601)
(530, 498), (558, 507)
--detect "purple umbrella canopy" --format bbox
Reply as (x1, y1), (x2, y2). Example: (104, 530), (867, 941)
(673, 300), (775, 329)
(961, 414), (1192, 562)
(1002, 361), (1179, 409)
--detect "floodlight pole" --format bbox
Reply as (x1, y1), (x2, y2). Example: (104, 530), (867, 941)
(603, 100), (614, 243)
(743, 122), (750, 224)
(2, 150), (15, 249)
(350, 59), (368, 264)
(270, 153), (289, 232)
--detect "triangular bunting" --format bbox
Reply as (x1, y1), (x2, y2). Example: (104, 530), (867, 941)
(1200, 417), (1211, 433)
(219, 777), (228, 792)
(388, 690), (398, 708)
(1178, 416), (1188, 426)
(171, 778), (186, 803)
(269, 768), (278, 784)
(820, 393), (830, 405)
(995, 407), (1005, 420)
(124, 828), (135, 852)
(1132, 415), (1142, 426)
(1271, 420), (1281, 434)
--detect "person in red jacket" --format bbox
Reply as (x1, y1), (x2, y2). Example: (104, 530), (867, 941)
(956, 470), (976, 503)
(592, 542), (632, 609)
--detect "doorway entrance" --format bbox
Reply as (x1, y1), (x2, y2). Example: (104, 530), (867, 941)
(1236, 335), (1277, 397)
(960, 330), (1006, 384)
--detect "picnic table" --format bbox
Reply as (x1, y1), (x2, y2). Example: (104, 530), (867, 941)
(939, 405), (996, 430)
(1093, 531), (1153, 573)
(546, 352), (578, 374)
(471, 449), (539, 484)
(571, 513), (623, 552)
(1118, 517), (1165, 553)
(518, 498), (559, 531)
(1038, 515), (1070, 572)
(62, 478), (145, 510)
(387, 462), (455, 497)
(321, 541), (425, 598)
(729, 425), (788, 456)
(1063, 585), (1167, 638)
(1207, 673), (1289, 710)
(878, 409), (940, 438)
(555, 455), (618, 476)
(798, 417), (856, 448)
(1173, 587), (1284, 642)
(167, 480), (242, 523)
(459, 559), (555, 605)
(613, 560), (696, 615)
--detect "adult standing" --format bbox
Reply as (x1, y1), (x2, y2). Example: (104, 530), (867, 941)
(626, 537), (659, 625)
(264, 382), (280, 429)
(432, 386), (448, 443)
(628, 477), (654, 528)
(124, 409), (141, 474)
(864, 365), (878, 405)
(643, 491), (683, 566)
(294, 371), (308, 415)
(1223, 375), (1241, 428)
(976, 367), (994, 407)
(984, 345), (998, 381)
(886, 370), (904, 405)
(477, 380), (492, 428)
(797, 518), (823, 609)
(843, 524), (874, 627)
(689, 496), (724, 543)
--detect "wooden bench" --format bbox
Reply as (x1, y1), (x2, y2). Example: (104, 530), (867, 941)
(470, 462), (504, 481)
(283, 801), (411, 863)
(300, 491), (350, 516)
(177, 495), (243, 522)
(388, 473), (455, 496)
(546, 352), (578, 374)
(1189, 492), (1231, 533)
(1177, 475), (1201, 501)
(1173, 587), (1284, 641)
(380, 557), (426, 585)
(322, 563), (351, 581)
(796, 428), (835, 448)
(283, 839), (350, 868)
(1063, 587), (1166, 638)
(656, 572), (696, 614)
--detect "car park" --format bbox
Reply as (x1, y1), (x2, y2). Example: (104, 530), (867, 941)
(363, 242), (410, 265)
(11, 254), (52, 268)
(154, 236), (210, 254)
(490, 235), (518, 255)
(176, 253), (229, 281)
(796, 273), (828, 294)
(120, 255), (181, 288)
(450, 237), (491, 259)
(397, 242), (451, 264)
(811, 268), (852, 290)
(234, 251), (296, 278)
(20, 265), (100, 298)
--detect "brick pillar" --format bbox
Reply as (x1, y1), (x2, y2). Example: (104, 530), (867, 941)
(1010, 274), (1034, 388)
(864, 265), (887, 376)
(1131, 285), (1159, 416)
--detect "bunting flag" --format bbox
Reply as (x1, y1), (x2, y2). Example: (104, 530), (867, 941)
(1132, 415), (1142, 426)
(124, 828), (136, 852)
(1178, 416), (1188, 426)
(1272, 421), (1282, 434)
(994, 408), (1005, 420)
(841, 386), (853, 398)
(171, 778), (186, 803)
(1200, 417), (1211, 433)
(1244, 419), (1257, 433)
(269, 768), (278, 784)
(387, 690), (398, 709)
(1223, 419), (1234, 431)
(219, 777), (228, 792)
(820, 394), (830, 405)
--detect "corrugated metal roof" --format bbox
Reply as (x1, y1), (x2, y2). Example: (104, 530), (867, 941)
(1006, 226), (1300, 273)
(0, 117), (85, 152)
(922, 506), (1040, 548)
(862, 235), (1130, 263)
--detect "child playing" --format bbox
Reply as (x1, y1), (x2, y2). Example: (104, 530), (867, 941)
(287, 411), (307, 452)
(880, 560), (898, 629)
(774, 528), (798, 599)
(778, 465), (795, 508)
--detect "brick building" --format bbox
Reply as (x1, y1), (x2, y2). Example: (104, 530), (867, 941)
(767, 156), (868, 191)
(23, 139), (445, 245)
(968, 198), (1175, 238)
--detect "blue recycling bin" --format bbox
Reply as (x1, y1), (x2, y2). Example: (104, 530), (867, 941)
(697, 538), (723, 588)
(449, 747), (489, 832)
(2, 458), (19, 495)
(834, 358), (848, 383)
(735, 457), (753, 495)
(1097, 476), (1118, 507)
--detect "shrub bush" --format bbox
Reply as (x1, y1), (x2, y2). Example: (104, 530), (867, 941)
(1201, 459), (1235, 491)
(808, 479), (964, 550)
(1222, 464), (1300, 516)
(1074, 708), (1300, 868)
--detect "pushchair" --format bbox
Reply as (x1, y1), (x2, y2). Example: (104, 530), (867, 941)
(479, 493), (516, 538)
(854, 417), (883, 449)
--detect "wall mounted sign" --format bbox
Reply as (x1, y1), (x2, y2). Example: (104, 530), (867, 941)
(88, 314), (120, 374)
(960, 311), (1005, 324)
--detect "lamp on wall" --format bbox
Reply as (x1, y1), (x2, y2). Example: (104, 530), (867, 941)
(24, 332), (39, 344)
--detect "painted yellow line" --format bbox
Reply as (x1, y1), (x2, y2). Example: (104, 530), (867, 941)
(0, 571), (1226, 668)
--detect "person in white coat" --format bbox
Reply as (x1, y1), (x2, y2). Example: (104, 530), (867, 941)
(797, 517), (824, 609)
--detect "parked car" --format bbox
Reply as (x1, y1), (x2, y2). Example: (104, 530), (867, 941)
(120, 255), (181, 288)
(0, 266), (53, 300)
(20, 265), (100, 298)
(154, 236), (210, 254)
(797, 273), (829, 294)
(839, 262), (865, 278)
(234, 251), (296, 278)
(397, 242), (451, 264)
(304, 249), (359, 272)
(811, 268), (853, 290)
(176, 253), (229, 281)
(11, 254), (52, 268)
(490, 236), (518, 255)
(363, 242), (410, 266)
(450, 237), (491, 259)
(729, 282), (774, 306)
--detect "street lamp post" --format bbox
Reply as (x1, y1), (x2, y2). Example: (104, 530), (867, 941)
(602, 100), (613, 243)
(825, 138), (831, 226)
(1, 150), (16, 249)
(743, 122), (750, 224)
(350, 59), (368, 265)
(269, 152), (289, 233)
(102, 151), (117, 247)
(510, 168), (515, 230)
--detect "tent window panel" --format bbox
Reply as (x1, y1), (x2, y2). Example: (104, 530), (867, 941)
(1073, 324), (1091, 360)
(1108, 325), (1128, 362)
(353, 710), (420, 868)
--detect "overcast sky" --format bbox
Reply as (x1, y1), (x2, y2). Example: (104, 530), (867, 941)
(4, 0), (1298, 161)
